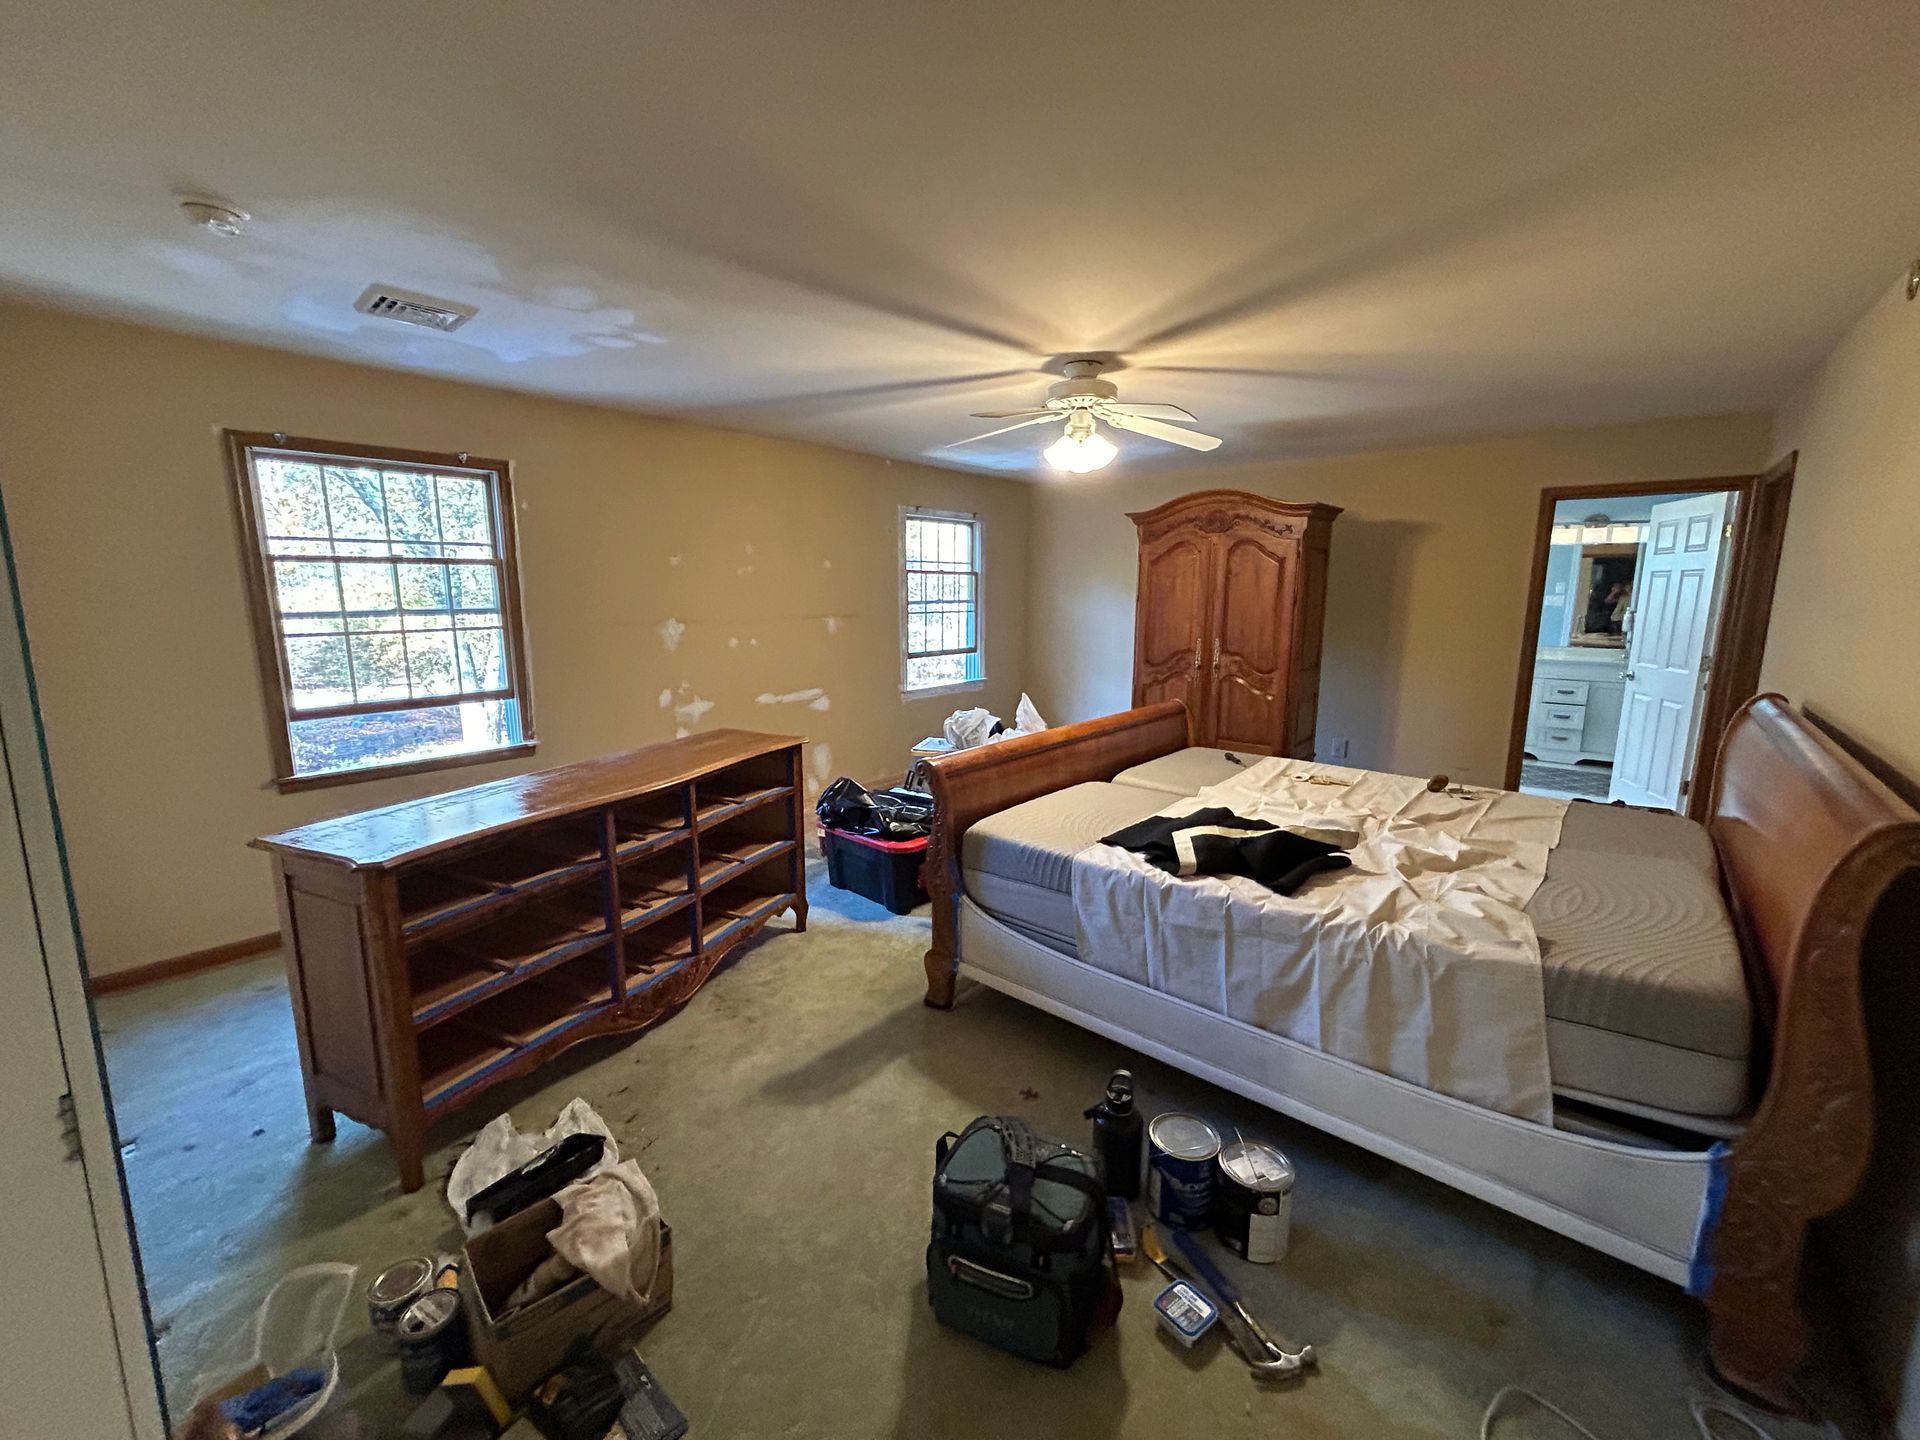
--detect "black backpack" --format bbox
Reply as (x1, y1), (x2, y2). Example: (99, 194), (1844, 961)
(926, 1115), (1117, 1366)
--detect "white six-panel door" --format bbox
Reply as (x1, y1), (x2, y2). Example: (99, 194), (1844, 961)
(1608, 492), (1729, 810)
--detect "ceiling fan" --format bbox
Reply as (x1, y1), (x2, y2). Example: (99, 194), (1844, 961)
(945, 358), (1223, 472)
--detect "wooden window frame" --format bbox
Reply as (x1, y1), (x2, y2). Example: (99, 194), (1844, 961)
(899, 506), (986, 696)
(225, 430), (538, 793)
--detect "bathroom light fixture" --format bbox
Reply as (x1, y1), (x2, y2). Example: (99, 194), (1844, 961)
(1043, 414), (1118, 474)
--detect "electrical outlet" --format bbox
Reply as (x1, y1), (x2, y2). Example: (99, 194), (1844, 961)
(1324, 738), (1349, 760)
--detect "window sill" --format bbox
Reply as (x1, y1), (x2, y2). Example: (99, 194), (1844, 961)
(273, 741), (538, 795)
(901, 679), (988, 701)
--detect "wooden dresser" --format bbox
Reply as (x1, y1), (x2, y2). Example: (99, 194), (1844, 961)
(253, 730), (808, 1191)
(1129, 490), (1340, 757)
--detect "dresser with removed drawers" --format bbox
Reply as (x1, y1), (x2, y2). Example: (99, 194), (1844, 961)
(1525, 648), (1628, 766)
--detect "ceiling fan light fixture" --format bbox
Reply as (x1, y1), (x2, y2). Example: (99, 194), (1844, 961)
(1044, 425), (1117, 474)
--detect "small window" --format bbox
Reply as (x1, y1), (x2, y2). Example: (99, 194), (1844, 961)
(227, 432), (536, 789)
(901, 508), (984, 693)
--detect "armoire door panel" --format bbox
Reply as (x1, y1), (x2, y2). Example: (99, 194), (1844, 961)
(1132, 533), (1213, 724)
(1208, 532), (1294, 752)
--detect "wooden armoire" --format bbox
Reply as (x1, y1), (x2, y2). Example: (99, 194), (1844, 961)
(1129, 490), (1340, 758)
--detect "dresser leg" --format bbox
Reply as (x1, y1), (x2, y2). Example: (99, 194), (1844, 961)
(792, 898), (809, 933)
(307, 1104), (335, 1144)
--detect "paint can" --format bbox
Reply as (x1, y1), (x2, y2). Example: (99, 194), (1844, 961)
(396, 1287), (467, 1396)
(367, 1256), (434, 1349)
(1146, 1112), (1221, 1230)
(1214, 1139), (1295, 1263)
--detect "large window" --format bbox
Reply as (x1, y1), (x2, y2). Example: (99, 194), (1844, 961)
(227, 432), (535, 789)
(901, 508), (984, 693)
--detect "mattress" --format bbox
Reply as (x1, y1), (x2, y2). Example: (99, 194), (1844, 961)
(961, 761), (1753, 1119)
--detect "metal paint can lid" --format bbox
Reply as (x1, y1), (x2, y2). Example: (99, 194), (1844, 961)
(1220, 1139), (1294, 1194)
(397, 1288), (462, 1340)
(1147, 1112), (1221, 1162)
(368, 1257), (434, 1329)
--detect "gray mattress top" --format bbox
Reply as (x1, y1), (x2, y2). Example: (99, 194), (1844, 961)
(962, 754), (1751, 1067)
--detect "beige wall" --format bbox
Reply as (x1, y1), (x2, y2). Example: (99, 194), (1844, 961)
(1767, 274), (1920, 775)
(1026, 414), (1774, 783)
(1766, 274), (1920, 1436)
(0, 302), (1029, 975)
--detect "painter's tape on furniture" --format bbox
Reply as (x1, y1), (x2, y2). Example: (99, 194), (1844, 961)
(1686, 1141), (1733, 1296)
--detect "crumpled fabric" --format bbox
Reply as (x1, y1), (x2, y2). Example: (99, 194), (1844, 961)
(446, 1098), (619, 1232)
(547, 1160), (664, 1305)
(1073, 758), (1568, 1123)
(943, 706), (999, 750)
(944, 694), (1050, 750)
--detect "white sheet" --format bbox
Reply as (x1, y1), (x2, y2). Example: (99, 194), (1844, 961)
(1071, 759), (1569, 1123)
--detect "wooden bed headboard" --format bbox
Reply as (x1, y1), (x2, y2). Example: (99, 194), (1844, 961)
(920, 701), (1190, 1009)
(1701, 693), (1920, 1400)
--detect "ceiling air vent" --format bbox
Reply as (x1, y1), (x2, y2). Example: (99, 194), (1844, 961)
(353, 284), (477, 333)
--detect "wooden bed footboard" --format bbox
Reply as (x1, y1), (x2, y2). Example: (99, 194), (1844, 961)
(920, 702), (1190, 1007)
(1701, 694), (1920, 1404)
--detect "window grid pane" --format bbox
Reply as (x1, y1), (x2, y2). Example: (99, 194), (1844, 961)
(253, 449), (516, 717)
(902, 513), (981, 687)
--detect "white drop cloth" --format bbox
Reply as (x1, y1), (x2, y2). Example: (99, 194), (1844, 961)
(1071, 759), (1568, 1122)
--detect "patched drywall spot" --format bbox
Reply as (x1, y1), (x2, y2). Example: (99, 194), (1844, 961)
(824, 616), (840, 636)
(749, 638), (760, 648)
(657, 688), (673, 709)
(673, 692), (715, 739)
(658, 618), (686, 652)
(669, 553), (683, 567)
(728, 636), (740, 648)
(744, 543), (755, 556)
(736, 564), (755, 576)
(810, 743), (834, 788)
(823, 559), (833, 570)
(756, 688), (830, 712)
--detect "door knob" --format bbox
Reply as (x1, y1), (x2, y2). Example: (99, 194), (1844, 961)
(1623, 670), (1635, 682)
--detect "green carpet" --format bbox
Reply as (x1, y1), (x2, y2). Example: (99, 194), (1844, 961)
(97, 858), (1827, 1438)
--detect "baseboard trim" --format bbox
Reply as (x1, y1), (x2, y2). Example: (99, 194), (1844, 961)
(88, 932), (280, 996)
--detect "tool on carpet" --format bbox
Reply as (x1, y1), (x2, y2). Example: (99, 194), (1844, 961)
(1085, 1068), (1144, 1199)
(1145, 1112), (1220, 1229)
(1152, 1278), (1219, 1347)
(612, 1347), (690, 1440)
(928, 1114), (1119, 1366)
(1107, 1197), (1138, 1263)
(1140, 1226), (1304, 1380)
(1169, 1227), (1315, 1375)
(1478, 1385), (1790, 1440)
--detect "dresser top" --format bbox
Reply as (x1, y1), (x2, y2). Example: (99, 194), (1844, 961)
(252, 728), (804, 869)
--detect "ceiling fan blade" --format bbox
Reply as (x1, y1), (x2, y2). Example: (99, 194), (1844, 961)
(1102, 401), (1198, 423)
(967, 408), (1056, 419)
(945, 413), (1065, 447)
(1103, 412), (1223, 452)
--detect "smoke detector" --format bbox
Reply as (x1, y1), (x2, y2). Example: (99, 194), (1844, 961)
(178, 196), (249, 237)
(353, 285), (477, 333)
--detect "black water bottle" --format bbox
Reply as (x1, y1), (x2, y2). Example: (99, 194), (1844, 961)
(1085, 1069), (1144, 1199)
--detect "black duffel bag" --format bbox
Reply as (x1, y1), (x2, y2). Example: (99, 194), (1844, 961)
(926, 1115), (1118, 1366)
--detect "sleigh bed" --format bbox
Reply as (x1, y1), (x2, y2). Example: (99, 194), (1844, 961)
(919, 695), (1920, 1402)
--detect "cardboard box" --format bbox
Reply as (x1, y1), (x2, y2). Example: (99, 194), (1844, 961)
(459, 1199), (673, 1402)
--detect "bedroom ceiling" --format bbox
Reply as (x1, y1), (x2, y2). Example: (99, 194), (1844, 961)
(3, 2), (1917, 478)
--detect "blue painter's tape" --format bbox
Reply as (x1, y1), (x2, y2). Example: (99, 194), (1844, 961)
(1687, 1141), (1733, 1297)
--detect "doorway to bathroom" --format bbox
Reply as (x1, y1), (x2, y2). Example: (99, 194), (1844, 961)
(1503, 460), (1796, 818)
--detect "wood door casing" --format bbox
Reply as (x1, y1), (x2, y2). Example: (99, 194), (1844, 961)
(1131, 530), (1214, 729)
(1207, 530), (1295, 754)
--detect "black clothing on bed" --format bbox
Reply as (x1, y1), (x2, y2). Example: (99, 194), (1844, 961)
(1098, 807), (1352, 895)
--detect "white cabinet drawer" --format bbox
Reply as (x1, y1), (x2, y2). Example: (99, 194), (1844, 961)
(1537, 678), (1590, 705)
(1532, 725), (1585, 753)
(1534, 700), (1587, 730)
